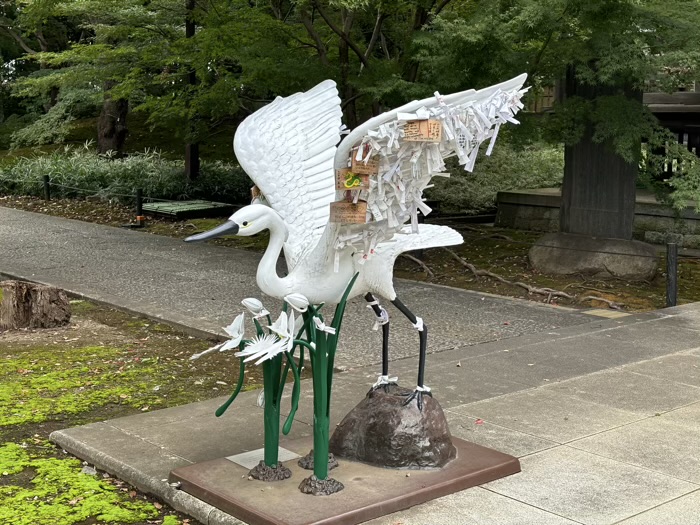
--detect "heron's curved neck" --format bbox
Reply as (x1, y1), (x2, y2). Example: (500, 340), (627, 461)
(256, 213), (290, 297)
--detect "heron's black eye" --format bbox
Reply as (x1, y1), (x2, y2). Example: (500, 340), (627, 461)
(242, 221), (249, 226)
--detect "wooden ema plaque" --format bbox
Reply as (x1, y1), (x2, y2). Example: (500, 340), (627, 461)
(404, 119), (442, 142)
(336, 169), (369, 190)
(330, 201), (367, 224)
(350, 145), (379, 176)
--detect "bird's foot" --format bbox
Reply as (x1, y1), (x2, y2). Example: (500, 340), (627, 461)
(368, 374), (398, 394)
(398, 385), (432, 410)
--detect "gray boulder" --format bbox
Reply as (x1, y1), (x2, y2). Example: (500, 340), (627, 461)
(529, 232), (657, 281)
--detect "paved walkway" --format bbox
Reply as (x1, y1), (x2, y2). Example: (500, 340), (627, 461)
(3, 205), (700, 525)
(0, 206), (591, 370)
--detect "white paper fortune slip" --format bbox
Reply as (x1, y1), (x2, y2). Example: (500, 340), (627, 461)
(330, 201), (368, 224)
(351, 147), (380, 175)
(335, 169), (370, 190)
(404, 119), (442, 142)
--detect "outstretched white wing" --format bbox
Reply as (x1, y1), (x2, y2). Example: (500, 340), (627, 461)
(362, 224), (463, 300)
(234, 80), (342, 270)
(332, 74), (528, 260)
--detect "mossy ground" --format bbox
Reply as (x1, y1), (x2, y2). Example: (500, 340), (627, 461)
(0, 300), (265, 525)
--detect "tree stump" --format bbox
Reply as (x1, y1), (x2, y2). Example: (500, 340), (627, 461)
(0, 281), (71, 330)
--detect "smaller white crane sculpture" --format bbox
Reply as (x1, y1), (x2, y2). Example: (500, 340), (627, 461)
(187, 74), (528, 409)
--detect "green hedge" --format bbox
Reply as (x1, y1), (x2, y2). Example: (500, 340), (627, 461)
(427, 141), (564, 214)
(0, 142), (563, 215)
(0, 147), (251, 204)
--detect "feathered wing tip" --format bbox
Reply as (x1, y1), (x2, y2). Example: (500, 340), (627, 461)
(232, 81), (343, 271)
(382, 224), (463, 259)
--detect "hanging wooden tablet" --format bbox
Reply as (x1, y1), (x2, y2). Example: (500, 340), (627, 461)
(404, 119), (442, 142)
(330, 201), (368, 224)
(351, 145), (380, 175)
(336, 169), (370, 190)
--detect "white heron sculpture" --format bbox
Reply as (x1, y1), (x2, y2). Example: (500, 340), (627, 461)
(186, 74), (528, 408)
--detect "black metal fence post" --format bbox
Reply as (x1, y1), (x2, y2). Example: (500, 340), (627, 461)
(43, 175), (51, 201)
(666, 242), (678, 307)
(135, 188), (143, 217)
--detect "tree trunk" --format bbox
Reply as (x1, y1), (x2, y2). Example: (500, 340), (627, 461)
(184, 0), (200, 179)
(0, 281), (71, 330)
(97, 82), (129, 156)
(559, 68), (641, 240)
(185, 143), (200, 180)
(338, 9), (358, 128)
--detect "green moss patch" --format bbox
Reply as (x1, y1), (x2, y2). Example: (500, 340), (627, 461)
(0, 301), (265, 524)
(0, 442), (158, 525)
(0, 344), (169, 427)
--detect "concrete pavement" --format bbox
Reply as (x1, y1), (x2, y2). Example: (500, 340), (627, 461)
(51, 305), (700, 525)
(0, 206), (592, 370)
(3, 205), (700, 524)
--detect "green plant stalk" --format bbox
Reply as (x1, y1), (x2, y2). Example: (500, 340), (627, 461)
(309, 273), (359, 480)
(282, 350), (301, 435)
(215, 353), (247, 418)
(252, 317), (283, 468)
(312, 333), (330, 480)
(262, 354), (282, 467)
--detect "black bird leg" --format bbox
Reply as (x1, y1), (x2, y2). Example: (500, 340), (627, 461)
(364, 293), (395, 392)
(391, 296), (431, 410)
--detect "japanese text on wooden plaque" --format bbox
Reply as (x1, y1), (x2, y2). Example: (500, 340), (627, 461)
(350, 146), (379, 175)
(330, 201), (368, 224)
(404, 119), (442, 142)
(336, 169), (369, 190)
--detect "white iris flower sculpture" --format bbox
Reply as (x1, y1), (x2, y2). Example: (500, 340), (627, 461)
(284, 293), (309, 313)
(221, 313), (246, 350)
(190, 313), (245, 360)
(186, 273), (358, 488)
(241, 297), (270, 318)
(269, 311), (297, 352)
(235, 334), (284, 365)
(235, 311), (296, 364)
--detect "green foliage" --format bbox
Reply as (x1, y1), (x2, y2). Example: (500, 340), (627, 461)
(0, 114), (35, 150)
(0, 443), (158, 525)
(0, 147), (251, 203)
(3, 0), (700, 208)
(427, 141), (564, 214)
(10, 86), (100, 148)
(0, 344), (169, 427)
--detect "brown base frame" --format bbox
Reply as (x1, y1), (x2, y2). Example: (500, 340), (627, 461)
(169, 436), (520, 525)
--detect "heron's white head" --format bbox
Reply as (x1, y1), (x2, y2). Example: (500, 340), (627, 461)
(184, 204), (285, 243)
(229, 205), (281, 236)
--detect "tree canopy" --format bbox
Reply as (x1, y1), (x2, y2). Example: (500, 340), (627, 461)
(1, 0), (700, 205)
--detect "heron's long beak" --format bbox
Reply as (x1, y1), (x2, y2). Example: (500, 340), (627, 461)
(185, 220), (240, 242)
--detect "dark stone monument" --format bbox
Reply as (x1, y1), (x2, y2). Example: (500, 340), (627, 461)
(529, 232), (657, 280)
(329, 386), (457, 469)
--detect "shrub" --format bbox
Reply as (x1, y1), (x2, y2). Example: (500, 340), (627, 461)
(0, 147), (252, 204)
(0, 114), (36, 151)
(427, 141), (564, 214)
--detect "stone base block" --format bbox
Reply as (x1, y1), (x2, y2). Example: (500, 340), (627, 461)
(529, 233), (657, 280)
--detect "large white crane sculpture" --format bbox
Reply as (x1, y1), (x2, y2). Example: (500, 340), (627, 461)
(186, 74), (529, 408)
